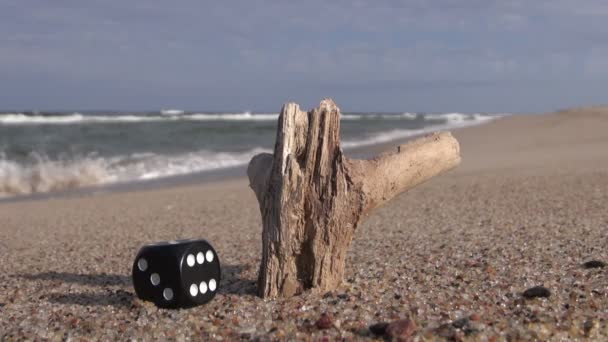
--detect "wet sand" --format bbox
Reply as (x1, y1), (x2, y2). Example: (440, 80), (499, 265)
(1, 107), (607, 340)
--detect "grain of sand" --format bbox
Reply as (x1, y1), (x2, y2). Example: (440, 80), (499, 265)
(1, 108), (607, 340)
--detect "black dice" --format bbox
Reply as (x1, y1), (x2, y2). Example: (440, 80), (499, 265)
(131, 239), (221, 308)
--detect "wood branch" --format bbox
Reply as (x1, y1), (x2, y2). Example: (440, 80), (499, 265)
(346, 132), (461, 215)
(248, 99), (461, 298)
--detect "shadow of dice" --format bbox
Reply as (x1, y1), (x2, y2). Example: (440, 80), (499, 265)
(132, 239), (221, 308)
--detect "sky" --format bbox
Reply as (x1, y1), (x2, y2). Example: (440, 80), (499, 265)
(1, 0), (608, 113)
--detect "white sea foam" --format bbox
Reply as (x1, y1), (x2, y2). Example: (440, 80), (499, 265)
(0, 111), (493, 125)
(0, 154), (112, 197)
(0, 113), (162, 124)
(341, 112), (418, 120)
(186, 113), (279, 121)
(0, 148), (269, 197)
(342, 113), (504, 148)
(161, 109), (185, 116)
(0, 112), (282, 125)
(0, 112), (504, 197)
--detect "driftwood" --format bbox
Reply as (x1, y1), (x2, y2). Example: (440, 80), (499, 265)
(248, 99), (460, 298)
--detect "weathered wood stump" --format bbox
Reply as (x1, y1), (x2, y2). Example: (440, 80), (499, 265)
(248, 99), (460, 298)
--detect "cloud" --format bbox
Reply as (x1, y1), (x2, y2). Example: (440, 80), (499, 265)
(0, 0), (607, 111)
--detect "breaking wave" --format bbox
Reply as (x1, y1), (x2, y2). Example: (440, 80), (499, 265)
(0, 112), (504, 197)
(0, 112), (280, 124)
(160, 109), (185, 116)
(0, 148), (268, 197)
(0, 112), (497, 125)
(342, 113), (502, 148)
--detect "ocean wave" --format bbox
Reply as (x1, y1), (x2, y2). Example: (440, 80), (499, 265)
(0, 113), (161, 124)
(161, 109), (185, 116)
(341, 112), (418, 120)
(0, 112), (280, 125)
(0, 154), (112, 196)
(0, 148), (269, 197)
(0, 112), (504, 197)
(342, 113), (503, 148)
(0, 112), (496, 125)
(187, 113), (278, 121)
(424, 112), (498, 123)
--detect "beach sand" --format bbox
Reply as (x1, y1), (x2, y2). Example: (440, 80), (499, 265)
(1, 108), (607, 340)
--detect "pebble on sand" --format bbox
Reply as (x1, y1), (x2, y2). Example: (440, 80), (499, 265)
(315, 313), (334, 330)
(522, 286), (551, 299)
(368, 322), (389, 335)
(385, 319), (417, 341)
(583, 260), (606, 269)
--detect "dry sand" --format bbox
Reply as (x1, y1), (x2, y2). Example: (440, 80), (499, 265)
(1, 108), (607, 340)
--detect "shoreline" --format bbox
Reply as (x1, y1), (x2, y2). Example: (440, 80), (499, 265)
(0, 114), (507, 204)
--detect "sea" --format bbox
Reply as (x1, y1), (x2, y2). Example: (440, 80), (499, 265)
(0, 110), (504, 198)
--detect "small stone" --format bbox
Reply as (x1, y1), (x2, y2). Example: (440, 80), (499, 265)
(315, 313), (334, 330)
(583, 260), (606, 269)
(583, 319), (598, 337)
(355, 326), (372, 337)
(452, 317), (469, 329)
(522, 286), (551, 299)
(369, 322), (389, 335)
(337, 293), (349, 300)
(485, 265), (496, 278)
(470, 314), (481, 321)
(435, 323), (457, 340)
(276, 329), (286, 339)
(386, 319), (417, 341)
(239, 326), (256, 335)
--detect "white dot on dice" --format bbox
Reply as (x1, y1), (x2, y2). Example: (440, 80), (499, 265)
(163, 288), (174, 301)
(196, 252), (205, 264)
(137, 258), (148, 271)
(206, 250), (214, 262)
(150, 273), (160, 286)
(199, 281), (207, 294)
(189, 284), (198, 297)
(186, 254), (195, 267)
(209, 278), (217, 291)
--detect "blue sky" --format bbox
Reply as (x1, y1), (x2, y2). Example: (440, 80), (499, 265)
(1, 0), (607, 112)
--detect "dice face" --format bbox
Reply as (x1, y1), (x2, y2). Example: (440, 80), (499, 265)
(132, 239), (221, 309)
(179, 241), (221, 306)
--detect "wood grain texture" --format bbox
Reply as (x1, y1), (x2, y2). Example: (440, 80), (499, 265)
(248, 99), (461, 298)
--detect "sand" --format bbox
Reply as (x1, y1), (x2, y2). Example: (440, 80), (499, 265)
(1, 108), (607, 340)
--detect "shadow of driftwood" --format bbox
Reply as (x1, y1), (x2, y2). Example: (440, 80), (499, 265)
(218, 264), (257, 296)
(19, 264), (257, 308)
